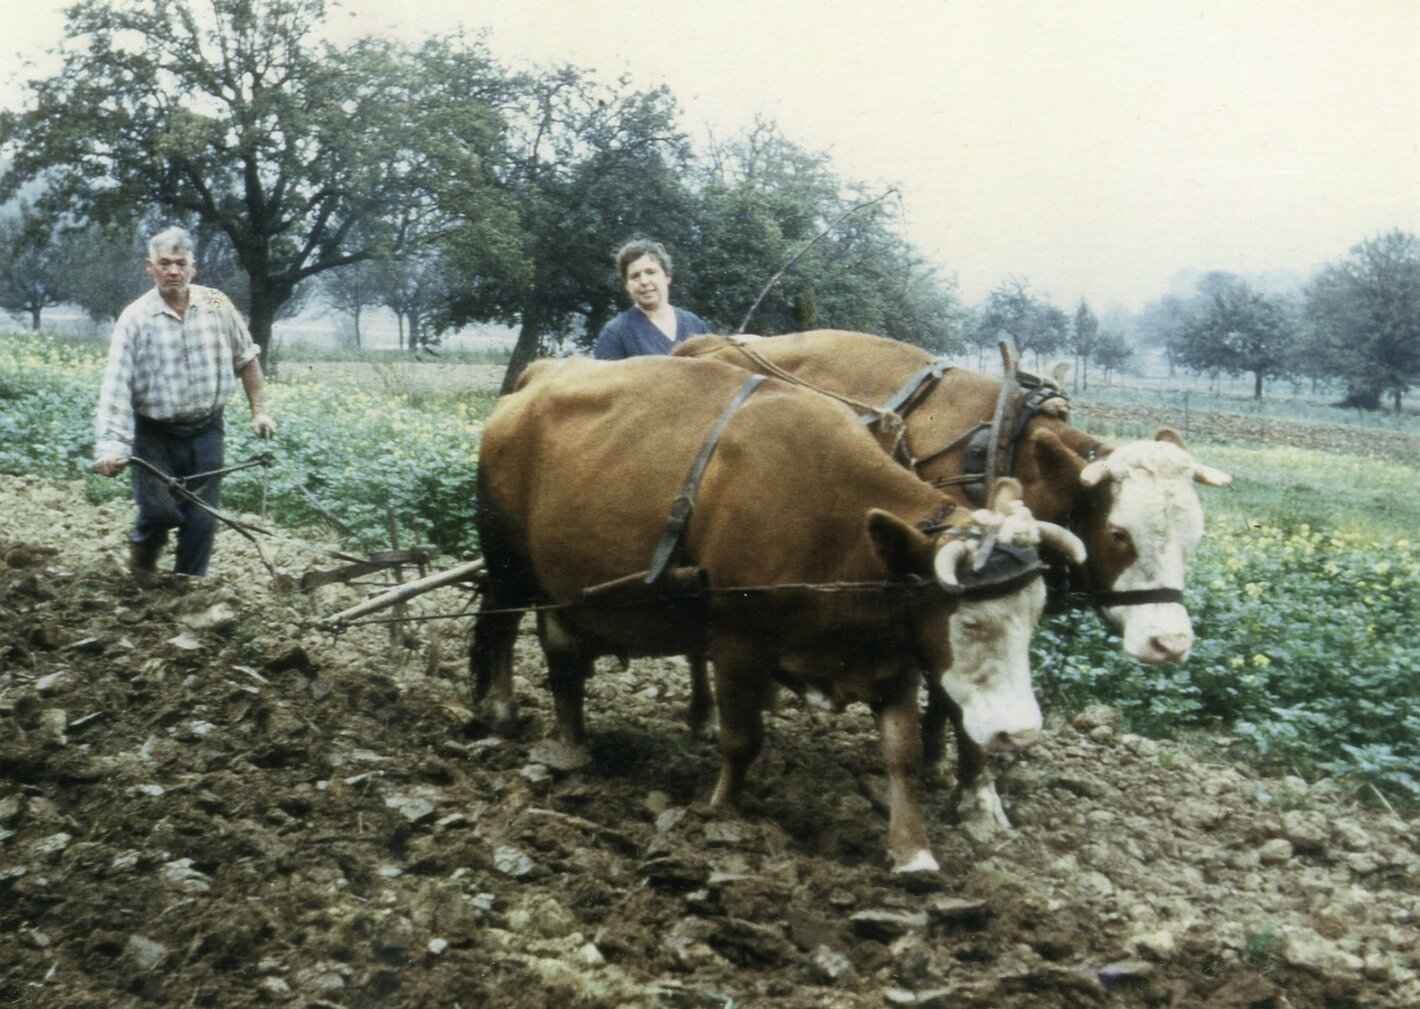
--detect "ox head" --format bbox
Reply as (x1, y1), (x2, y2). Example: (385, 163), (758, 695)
(938, 481), (1086, 756)
(1078, 429), (1231, 663)
(870, 481), (1086, 758)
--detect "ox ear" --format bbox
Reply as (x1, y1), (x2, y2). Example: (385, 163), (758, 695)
(867, 509), (935, 576)
(1154, 428), (1187, 449)
(1048, 360), (1070, 388)
(1079, 458), (1110, 489)
(1193, 462), (1233, 487)
(1026, 428), (1087, 488)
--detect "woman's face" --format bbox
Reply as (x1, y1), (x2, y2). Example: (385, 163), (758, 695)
(624, 254), (670, 312)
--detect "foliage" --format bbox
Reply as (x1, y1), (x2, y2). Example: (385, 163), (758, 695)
(683, 122), (967, 352)
(0, 0), (424, 356)
(1034, 462), (1420, 805)
(1092, 330), (1134, 383)
(1176, 277), (1297, 399)
(976, 278), (1066, 367)
(60, 224), (150, 324)
(418, 47), (695, 391)
(1069, 301), (1101, 391)
(0, 334), (483, 558)
(1302, 230), (1420, 411)
(0, 202), (69, 330)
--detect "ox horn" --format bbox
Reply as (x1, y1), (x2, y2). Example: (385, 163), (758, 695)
(1038, 521), (1087, 565)
(987, 477), (1024, 512)
(934, 539), (973, 587)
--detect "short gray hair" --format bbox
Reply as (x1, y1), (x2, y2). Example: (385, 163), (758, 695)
(615, 239), (672, 281)
(147, 226), (195, 261)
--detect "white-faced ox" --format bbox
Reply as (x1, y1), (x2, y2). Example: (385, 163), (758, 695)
(675, 330), (1232, 664)
(471, 355), (1083, 872)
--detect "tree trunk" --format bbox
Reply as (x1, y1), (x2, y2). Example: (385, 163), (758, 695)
(1253, 371), (1264, 400)
(502, 303), (543, 395)
(30, 307), (41, 331)
(246, 279), (278, 369)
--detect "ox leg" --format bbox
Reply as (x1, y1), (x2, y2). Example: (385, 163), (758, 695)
(874, 674), (939, 874)
(539, 612), (595, 766)
(707, 657), (773, 808)
(470, 597), (521, 736)
(945, 701), (1011, 832)
(921, 672), (950, 769)
(686, 650), (718, 737)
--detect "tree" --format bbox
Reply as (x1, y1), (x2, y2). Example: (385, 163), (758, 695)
(1177, 278), (1295, 399)
(976, 279), (1065, 369)
(1303, 230), (1420, 411)
(1070, 300), (1102, 391)
(685, 120), (965, 351)
(374, 248), (456, 353)
(322, 259), (381, 349)
(0, 202), (68, 330)
(0, 0), (424, 359)
(63, 224), (149, 324)
(415, 46), (695, 392)
(1094, 330), (1134, 385)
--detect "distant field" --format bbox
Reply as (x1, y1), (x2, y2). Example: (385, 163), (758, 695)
(280, 359), (506, 397)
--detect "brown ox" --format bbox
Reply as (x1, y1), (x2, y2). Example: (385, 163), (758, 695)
(675, 329), (1232, 664)
(675, 330), (1231, 828)
(471, 355), (1082, 871)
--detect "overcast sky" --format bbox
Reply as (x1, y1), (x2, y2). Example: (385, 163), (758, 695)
(5, 0), (1418, 313)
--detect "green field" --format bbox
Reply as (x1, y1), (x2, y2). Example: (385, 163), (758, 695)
(4, 332), (1418, 805)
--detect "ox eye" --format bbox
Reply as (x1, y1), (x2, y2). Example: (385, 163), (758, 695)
(1107, 525), (1131, 546)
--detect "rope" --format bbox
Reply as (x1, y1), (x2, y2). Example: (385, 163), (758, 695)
(322, 577), (938, 633)
(726, 341), (885, 417)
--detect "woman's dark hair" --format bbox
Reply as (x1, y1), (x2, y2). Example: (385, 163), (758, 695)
(615, 239), (673, 280)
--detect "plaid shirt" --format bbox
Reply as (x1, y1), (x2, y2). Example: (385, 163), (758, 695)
(95, 284), (261, 458)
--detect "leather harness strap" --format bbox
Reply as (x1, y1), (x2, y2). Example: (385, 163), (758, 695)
(645, 373), (768, 585)
(857, 357), (953, 425)
(1090, 587), (1185, 608)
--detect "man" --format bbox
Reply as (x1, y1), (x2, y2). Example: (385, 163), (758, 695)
(95, 226), (277, 578)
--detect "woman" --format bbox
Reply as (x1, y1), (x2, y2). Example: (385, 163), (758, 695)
(593, 239), (710, 359)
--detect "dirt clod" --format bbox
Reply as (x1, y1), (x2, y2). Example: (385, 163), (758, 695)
(3, 473), (1418, 1008)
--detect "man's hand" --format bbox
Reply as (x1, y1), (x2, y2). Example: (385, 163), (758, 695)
(95, 456), (129, 477)
(251, 412), (277, 439)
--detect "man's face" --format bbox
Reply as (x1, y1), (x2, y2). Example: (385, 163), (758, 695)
(146, 248), (196, 299)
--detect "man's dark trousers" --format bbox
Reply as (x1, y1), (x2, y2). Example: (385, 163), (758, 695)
(130, 412), (224, 576)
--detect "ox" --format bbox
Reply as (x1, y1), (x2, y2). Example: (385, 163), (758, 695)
(675, 330), (1230, 828)
(472, 355), (1083, 871)
(675, 330), (1232, 664)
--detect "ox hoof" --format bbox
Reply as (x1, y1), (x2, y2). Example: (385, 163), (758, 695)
(489, 700), (519, 738)
(956, 783), (1013, 840)
(527, 738), (592, 772)
(893, 850), (940, 875)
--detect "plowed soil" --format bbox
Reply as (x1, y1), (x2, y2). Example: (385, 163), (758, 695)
(2, 472), (1417, 1009)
